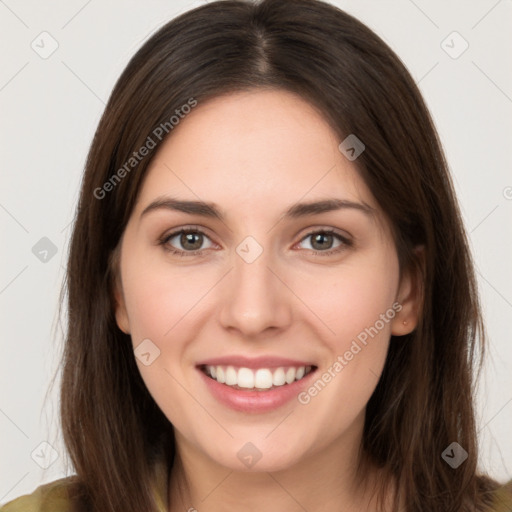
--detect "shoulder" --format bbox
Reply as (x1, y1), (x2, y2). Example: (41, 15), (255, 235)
(0, 475), (84, 512)
(489, 479), (512, 512)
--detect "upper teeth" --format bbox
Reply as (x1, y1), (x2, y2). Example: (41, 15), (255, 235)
(204, 365), (312, 390)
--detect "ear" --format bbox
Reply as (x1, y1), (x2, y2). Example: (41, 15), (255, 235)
(391, 245), (425, 336)
(113, 283), (131, 335)
(110, 248), (131, 335)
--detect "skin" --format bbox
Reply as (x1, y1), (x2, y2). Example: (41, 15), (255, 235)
(113, 89), (421, 512)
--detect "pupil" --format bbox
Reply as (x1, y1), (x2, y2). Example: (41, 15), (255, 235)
(312, 233), (332, 250)
(182, 233), (202, 250)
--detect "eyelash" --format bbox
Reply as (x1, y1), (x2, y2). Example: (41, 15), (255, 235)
(158, 227), (353, 258)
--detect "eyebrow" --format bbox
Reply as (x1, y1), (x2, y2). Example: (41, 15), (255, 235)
(140, 196), (375, 221)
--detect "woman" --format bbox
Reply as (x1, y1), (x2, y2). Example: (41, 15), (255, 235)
(2, 0), (511, 510)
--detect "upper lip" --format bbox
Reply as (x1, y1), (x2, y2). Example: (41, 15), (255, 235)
(196, 355), (317, 370)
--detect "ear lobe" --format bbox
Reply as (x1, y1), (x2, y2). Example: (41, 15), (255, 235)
(391, 245), (425, 336)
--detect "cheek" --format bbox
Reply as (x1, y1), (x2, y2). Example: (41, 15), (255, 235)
(120, 252), (214, 414)
(293, 253), (399, 348)
(293, 252), (399, 411)
(337, 264), (399, 379)
(120, 254), (202, 423)
(336, 268), (398, 351)
(121, 251), (208, 345)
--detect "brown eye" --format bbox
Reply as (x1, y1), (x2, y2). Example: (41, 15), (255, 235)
(298, 229), (352, 256)
(178, 231), (204, 251)
(310, 232), (335, 250)
(160, 228), (214, 256)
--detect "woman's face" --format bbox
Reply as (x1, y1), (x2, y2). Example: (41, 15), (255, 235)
(114, 89), (418, 473)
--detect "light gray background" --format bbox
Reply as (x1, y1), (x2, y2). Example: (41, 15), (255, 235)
(1, 0), (511, 504)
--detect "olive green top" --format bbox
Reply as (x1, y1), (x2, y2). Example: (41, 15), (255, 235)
(1, 457), (512, 512)
(0, 455), (169, 512)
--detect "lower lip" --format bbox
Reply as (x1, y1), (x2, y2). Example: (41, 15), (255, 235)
(197, 367), (317, 413)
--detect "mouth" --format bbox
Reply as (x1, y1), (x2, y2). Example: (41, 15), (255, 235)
(196, 355), (319, 412)
(199, 364), (317, 391)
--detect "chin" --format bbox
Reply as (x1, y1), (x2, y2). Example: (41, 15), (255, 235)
(202, 434), (311, 473)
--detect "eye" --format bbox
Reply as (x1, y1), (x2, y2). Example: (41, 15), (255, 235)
(296, 229), (352, 256)
(158, 227), (352, 258)
(159, 227), (214, 257)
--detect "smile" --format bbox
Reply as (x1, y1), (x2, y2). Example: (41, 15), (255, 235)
(200, 364), (316, 391)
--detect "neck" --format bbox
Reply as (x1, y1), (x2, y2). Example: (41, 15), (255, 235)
(168, 413), (395, 512)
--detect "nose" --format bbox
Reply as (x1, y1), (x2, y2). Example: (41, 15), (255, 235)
(218, 243), (293, 338)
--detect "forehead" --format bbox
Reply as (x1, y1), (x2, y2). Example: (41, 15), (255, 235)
(134, 89), (380, 222)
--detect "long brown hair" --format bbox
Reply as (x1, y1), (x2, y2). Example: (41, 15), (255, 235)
(59, 0), (500, 510)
